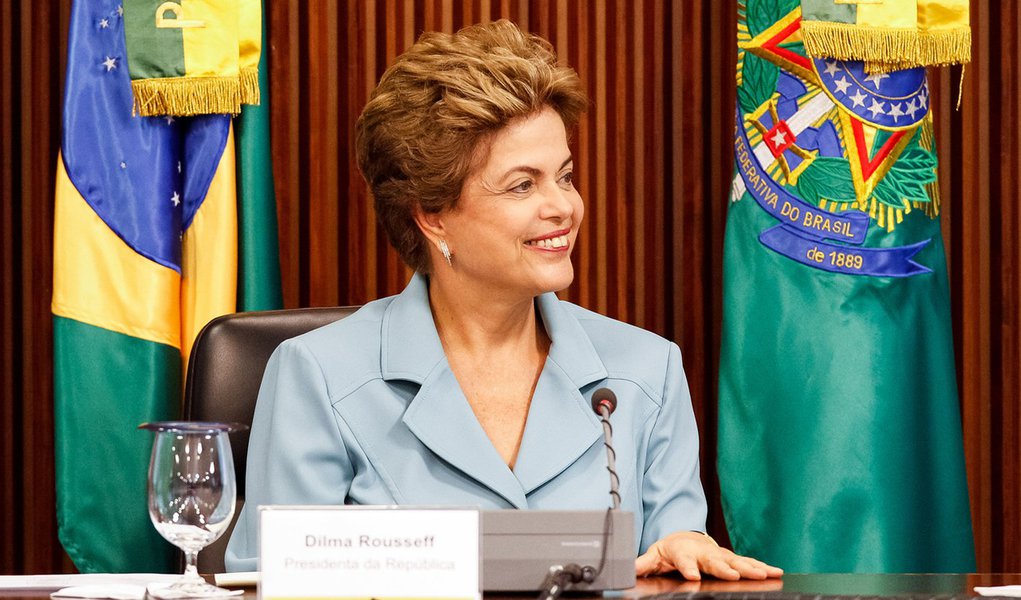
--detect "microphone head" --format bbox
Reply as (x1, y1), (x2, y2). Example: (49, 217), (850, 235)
(591, 387), (618, 415)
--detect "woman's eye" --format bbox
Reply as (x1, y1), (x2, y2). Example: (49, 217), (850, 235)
(510, 180), (534, 193)
(559, 171), (574, 186)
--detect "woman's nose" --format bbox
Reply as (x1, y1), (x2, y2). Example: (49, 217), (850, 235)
(539, 184), (575, 220)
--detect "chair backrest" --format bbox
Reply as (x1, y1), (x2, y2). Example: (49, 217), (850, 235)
(183, 306), (359, 573)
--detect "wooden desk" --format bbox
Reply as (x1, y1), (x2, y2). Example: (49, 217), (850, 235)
(3, 574), (1020, 600)
(614, 573), (1021, 597)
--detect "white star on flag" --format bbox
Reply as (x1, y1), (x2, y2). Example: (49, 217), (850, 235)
(888, 102), (905, 122)
(165, 116), (175, 125)
(906, 98), (922, 118)
(849, 89), (867, 108)
(867, 98), (886, 118)
(116, 5), (124, 16)
(770, 130), (788, 147)
(177, 161), (182, 173)
(864, 72), (890, 90)
(171, 191), (181, 206)
(102, 56), (117, 71)
(833, 76), (852, 94)
(823, 60), (840, 77)
(99, 18), (109, 28)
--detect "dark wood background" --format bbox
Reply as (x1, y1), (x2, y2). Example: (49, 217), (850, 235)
(2, 0), (1017, 574)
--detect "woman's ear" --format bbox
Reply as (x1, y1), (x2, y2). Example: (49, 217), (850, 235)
(413, 205), (455, 268)
(412, 204), (447, 249)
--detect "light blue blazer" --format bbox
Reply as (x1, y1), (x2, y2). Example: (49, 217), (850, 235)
(225, 274), (707, 571)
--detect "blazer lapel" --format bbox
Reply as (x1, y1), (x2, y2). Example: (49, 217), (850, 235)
(381, 273), (528, 508)
(513, 293), (609, 495)
(513, 361), (603, 494)
(402, 364), (528, 508)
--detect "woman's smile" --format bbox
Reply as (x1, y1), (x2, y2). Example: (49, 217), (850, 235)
(524, 229), (571, 251)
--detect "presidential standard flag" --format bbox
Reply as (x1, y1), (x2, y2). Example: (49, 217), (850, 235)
(717, 0), (975, 572)
(52, 0), (277, 572)
(123, 0), (262, 116)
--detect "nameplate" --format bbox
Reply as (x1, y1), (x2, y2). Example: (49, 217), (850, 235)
(258, 506), (480, 600)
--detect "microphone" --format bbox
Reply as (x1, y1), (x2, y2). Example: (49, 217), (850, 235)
(591, 388), (620, 510)
(535, 387), (626, 600)
(591, 387), (617, 416)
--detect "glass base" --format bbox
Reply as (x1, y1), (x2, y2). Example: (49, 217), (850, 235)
(147, 578), (244, 599)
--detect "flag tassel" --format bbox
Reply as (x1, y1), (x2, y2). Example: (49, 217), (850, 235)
(801, 21), (972, 72)
(131, 77), (243, 117)
(239, 67), (261, 106)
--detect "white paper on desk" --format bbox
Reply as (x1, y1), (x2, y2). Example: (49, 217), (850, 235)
(51, 584), (145, 600)
(145, 584), (244, 599)
(0, 574), (179, 591)
(212, 572), (258, 587)
(976, 586), (1021, 597)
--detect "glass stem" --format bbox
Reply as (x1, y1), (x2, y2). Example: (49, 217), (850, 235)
(184, 551), (201, 581)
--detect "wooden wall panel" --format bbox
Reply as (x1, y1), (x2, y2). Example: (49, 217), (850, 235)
(0, 0), (74, 577)
(945, 0), (1021, 572)
(1, 0), (16, 573)
(3, 0), (1021, 575)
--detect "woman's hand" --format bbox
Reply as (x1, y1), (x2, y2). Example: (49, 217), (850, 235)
(635, 531), (784, 581)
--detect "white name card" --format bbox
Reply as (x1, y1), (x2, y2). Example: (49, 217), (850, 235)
(258, 506), (480, 600)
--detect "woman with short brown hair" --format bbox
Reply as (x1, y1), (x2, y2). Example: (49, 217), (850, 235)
(227, 19), (780, 582)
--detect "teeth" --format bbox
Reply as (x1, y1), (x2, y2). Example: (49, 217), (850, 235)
(528, 234), (569, 249)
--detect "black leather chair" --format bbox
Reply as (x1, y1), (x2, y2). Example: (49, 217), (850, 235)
(183, 306), (359, 573)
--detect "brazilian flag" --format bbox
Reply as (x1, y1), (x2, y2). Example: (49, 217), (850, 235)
(717, 0), (975, 572)
(53, 0), (280, 573)
(235, 0), (282, 313)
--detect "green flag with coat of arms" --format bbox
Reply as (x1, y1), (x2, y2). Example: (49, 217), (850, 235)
(717, 0), (975, 572)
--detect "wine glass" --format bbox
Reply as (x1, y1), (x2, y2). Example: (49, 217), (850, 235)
(141, 422), (243, 598)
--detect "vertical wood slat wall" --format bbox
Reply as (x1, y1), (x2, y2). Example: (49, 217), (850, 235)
(1, 0), (74, 576)
(1, 0), (1019, 575)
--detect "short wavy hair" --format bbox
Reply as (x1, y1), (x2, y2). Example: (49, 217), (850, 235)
(355, 19), (588, 273)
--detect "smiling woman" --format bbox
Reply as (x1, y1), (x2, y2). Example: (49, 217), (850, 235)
(354, 19), (586, 277)
(416, 107), (583, 468)
(223, 19), (780, 582)
(418, 108), (583, 313)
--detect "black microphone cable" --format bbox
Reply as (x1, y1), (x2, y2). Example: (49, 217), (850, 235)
(535, 388), (621, 600)
(536, 563), (593, 600)
(592, 388), (621, 510)
(535, 508), (614, 600)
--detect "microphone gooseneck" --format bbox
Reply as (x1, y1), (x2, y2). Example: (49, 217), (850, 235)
(535, 388), (622, 600)
(591, 388), (621, 510)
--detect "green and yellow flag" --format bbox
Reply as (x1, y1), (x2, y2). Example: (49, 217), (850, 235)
(800, 0), (970, 72)
(53, 0), (279, 572)
(235, 6), (283, 312)
(717, 0), (975, 572)
(123, 0), (262, 116)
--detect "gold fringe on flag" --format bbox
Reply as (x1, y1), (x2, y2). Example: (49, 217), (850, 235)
(132, 77), (242, 117)
(123, 0), (262, 117)
(802, 21), (971, 72)
(239, 67), (260, 106)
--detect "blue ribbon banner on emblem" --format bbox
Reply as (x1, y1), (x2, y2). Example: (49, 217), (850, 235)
(759, 225), (932, 277)
(734, 108), (932, 277)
